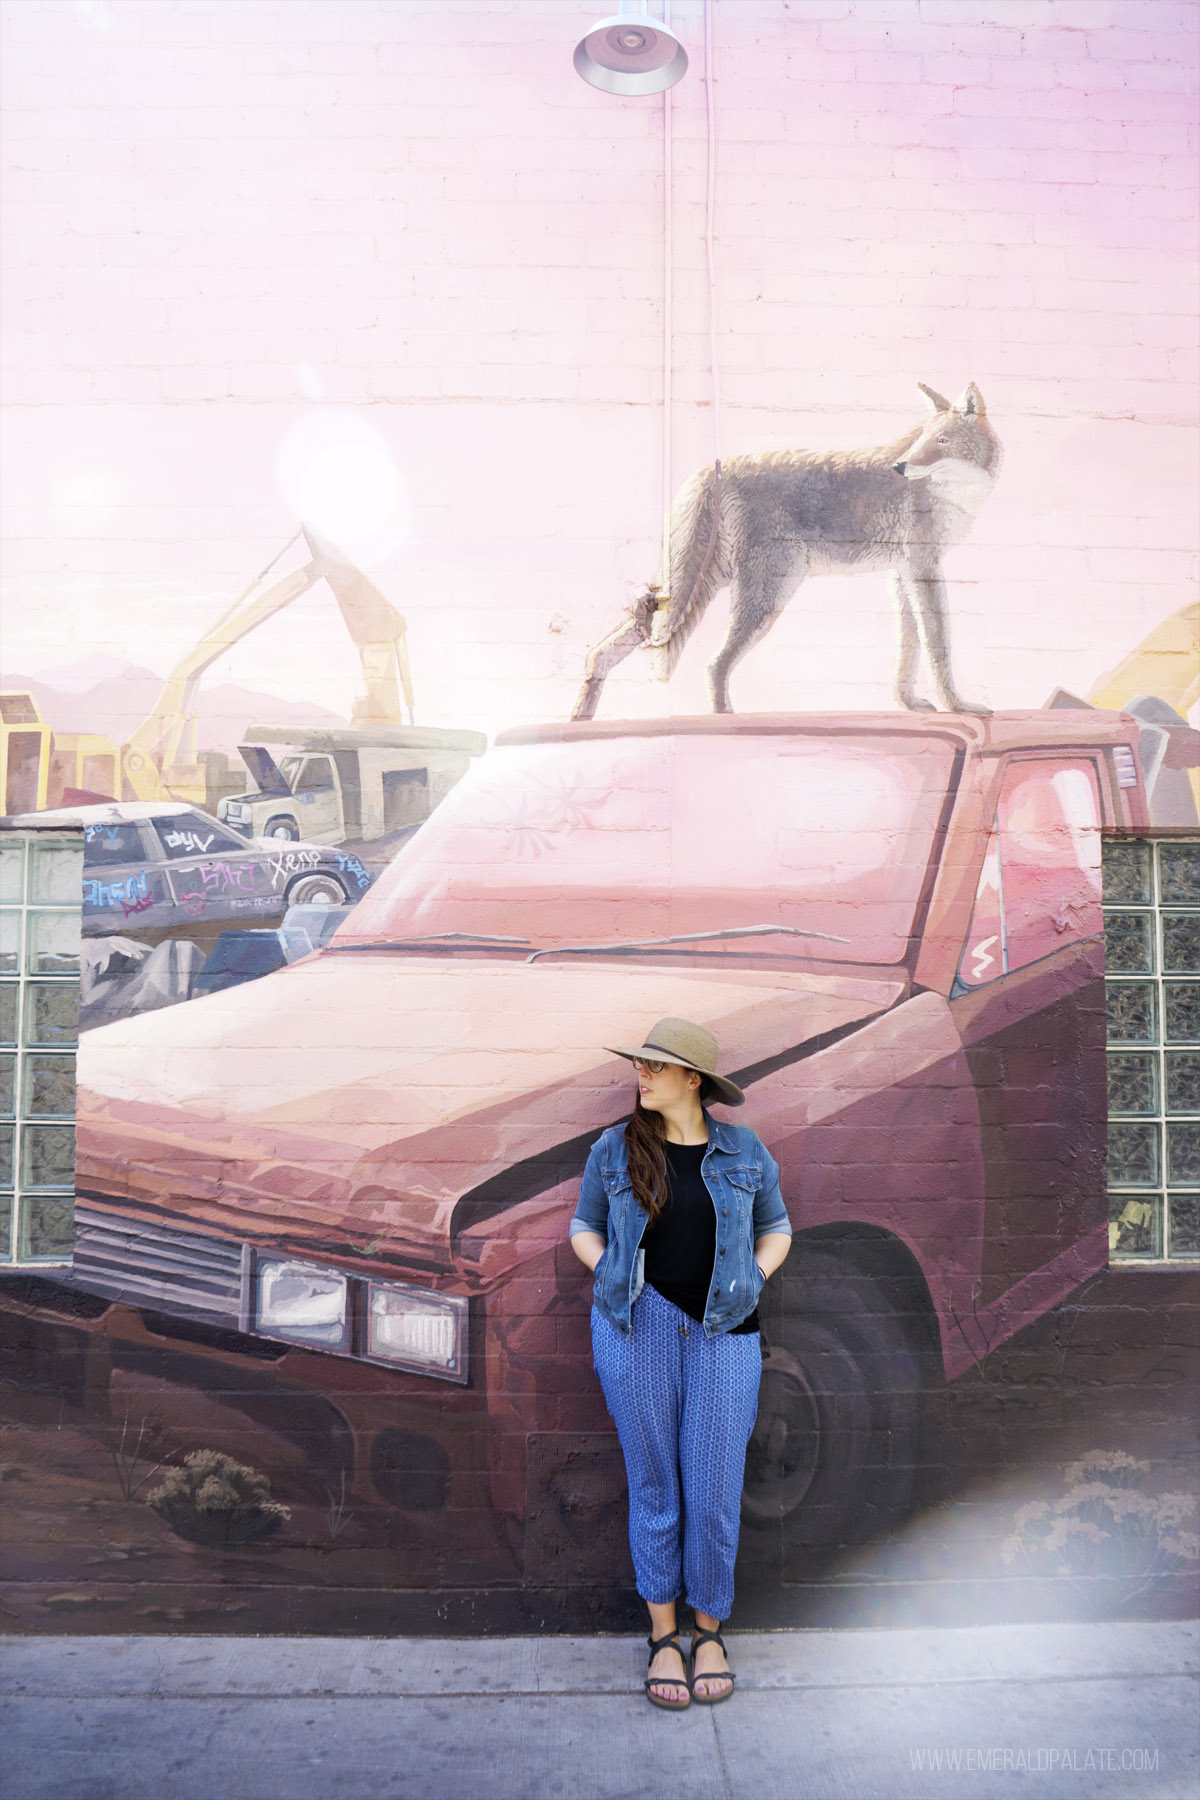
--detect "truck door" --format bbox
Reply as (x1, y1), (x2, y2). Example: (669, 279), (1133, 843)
(949, 758), (1108, 1308)
(293, 756), (343, 843)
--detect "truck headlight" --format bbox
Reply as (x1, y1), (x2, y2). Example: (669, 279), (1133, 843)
(257, 1258), (348, 1350)
(367, 1280), (468, 1383)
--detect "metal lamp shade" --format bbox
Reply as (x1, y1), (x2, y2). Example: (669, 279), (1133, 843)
(573, 7), (689, 96)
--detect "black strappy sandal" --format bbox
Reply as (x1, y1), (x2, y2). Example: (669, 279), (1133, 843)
(689, 1626), (735, 1705)
(644, 1629), (692, 1710)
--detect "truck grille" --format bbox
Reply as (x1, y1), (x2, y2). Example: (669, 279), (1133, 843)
(70, 1202), (244, 1326)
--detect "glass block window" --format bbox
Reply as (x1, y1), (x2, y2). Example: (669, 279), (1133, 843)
(0, 831), (82, 1264)
(1104, 839), (1200, 1263)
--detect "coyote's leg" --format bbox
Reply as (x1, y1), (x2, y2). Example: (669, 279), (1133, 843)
(708, 539), (805, 714)
(891, 571), (935, 712)
(898, 563), (991, 717)
(571, 590), (657, 721)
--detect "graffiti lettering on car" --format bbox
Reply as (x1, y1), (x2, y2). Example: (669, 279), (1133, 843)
(268, 849), (322, 887)
(84, 870), (150, 911)
(199, 861), (259, 893)
(163, 828), (216, 854)
(969, 935), (999, 981)
(334, 852), (371, 890)
(120, 892), (155, 918)
(83, 823), (126, 844)
(338, 1234), (388, 1257)
(176, 861), (262, 913)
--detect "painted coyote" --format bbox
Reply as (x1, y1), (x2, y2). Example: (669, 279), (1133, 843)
(572, 381), (1000, 719)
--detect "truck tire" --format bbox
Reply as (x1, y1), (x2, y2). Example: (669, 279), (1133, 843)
(264, 816), (300, 841)
(740, 1248), (928, 1559)
(285, 871), (348, 908)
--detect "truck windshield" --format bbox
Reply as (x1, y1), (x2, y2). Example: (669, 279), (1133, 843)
(332, 732), (957, 966)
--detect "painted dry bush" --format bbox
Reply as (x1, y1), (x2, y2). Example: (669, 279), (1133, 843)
(1002, 1451), (1199, 1610)
(146, 1449), (291, 1548)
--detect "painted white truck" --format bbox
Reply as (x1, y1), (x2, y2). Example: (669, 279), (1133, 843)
(218, 724), (487, 846)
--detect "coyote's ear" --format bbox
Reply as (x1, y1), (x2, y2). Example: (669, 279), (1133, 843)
(954, 382), (986, 416)
(918, 382), (952, 413)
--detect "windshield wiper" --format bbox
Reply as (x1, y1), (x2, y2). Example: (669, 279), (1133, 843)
(525, 924), (851, 964)
(325, 933), (532, 954)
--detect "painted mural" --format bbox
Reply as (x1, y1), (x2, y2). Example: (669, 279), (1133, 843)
(1, 0), (1198, 1637)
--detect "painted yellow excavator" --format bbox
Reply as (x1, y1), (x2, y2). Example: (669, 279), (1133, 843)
(120, 526), (415, 806)
(0, 528), (416, 812)
(1087, 598), (1200, 817)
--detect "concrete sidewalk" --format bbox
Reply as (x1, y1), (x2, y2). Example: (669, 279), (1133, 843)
(2, 1620), (1196, 1800)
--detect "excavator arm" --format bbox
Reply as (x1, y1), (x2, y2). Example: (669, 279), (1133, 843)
(304, 526), (415, 728)
(122, 546), (323, 801)
(1088, 599), (1200, 716)
(121, 529), (415, 804)
(1088, 599), (1200, 820)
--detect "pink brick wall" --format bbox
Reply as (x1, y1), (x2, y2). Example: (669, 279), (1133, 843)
(1, 0), (1197, 731)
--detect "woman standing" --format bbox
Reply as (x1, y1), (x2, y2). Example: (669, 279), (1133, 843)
(569, 1017), (792, 1710)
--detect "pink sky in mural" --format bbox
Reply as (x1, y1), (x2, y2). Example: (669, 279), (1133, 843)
(1, 0), (1196, 740)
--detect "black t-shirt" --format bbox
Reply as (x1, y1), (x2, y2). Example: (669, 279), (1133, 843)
(641, 1139), (760, 1334)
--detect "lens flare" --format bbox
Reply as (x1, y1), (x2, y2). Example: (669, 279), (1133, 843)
(275, 411), (409, 553)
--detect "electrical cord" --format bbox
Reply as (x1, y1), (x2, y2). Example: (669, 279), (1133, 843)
(704, 0), (721, 471)
(661, 1), (674, 571)
(652, 0), (721, 653)
(678, 0), (723, 631)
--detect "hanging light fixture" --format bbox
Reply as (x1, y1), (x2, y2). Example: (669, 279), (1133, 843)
(573, 0), (688, 96)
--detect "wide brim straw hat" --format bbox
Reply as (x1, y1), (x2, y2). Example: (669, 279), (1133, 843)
(604, 1015), (745, 1107)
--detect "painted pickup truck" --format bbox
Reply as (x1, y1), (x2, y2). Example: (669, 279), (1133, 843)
(46, 711), (1148, 1581)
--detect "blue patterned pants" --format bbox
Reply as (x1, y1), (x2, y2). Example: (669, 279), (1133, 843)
(591, 1282), (763, 1620)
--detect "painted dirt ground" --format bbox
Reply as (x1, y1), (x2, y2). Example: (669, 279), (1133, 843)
(1, 1264), (1195, 1634)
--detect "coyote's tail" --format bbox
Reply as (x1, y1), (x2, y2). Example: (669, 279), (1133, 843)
(648, 463), (726, 682)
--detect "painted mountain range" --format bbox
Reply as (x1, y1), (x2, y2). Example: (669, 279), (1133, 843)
(0, 658), (346, 757)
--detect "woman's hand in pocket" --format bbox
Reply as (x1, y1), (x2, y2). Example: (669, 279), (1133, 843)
(570, 1230), (608, 1274)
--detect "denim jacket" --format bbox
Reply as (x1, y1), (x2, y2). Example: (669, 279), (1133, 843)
(568, 1113), (792, 1337)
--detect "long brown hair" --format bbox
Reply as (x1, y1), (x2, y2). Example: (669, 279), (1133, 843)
(625, 1076), (717, 1226)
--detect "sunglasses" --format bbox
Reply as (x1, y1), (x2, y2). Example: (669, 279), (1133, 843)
(631, 1057), (673, 1075)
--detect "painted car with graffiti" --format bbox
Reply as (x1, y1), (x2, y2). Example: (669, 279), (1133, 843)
(62, 710), (1148, 1585)
(58, 802), (373, 933)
